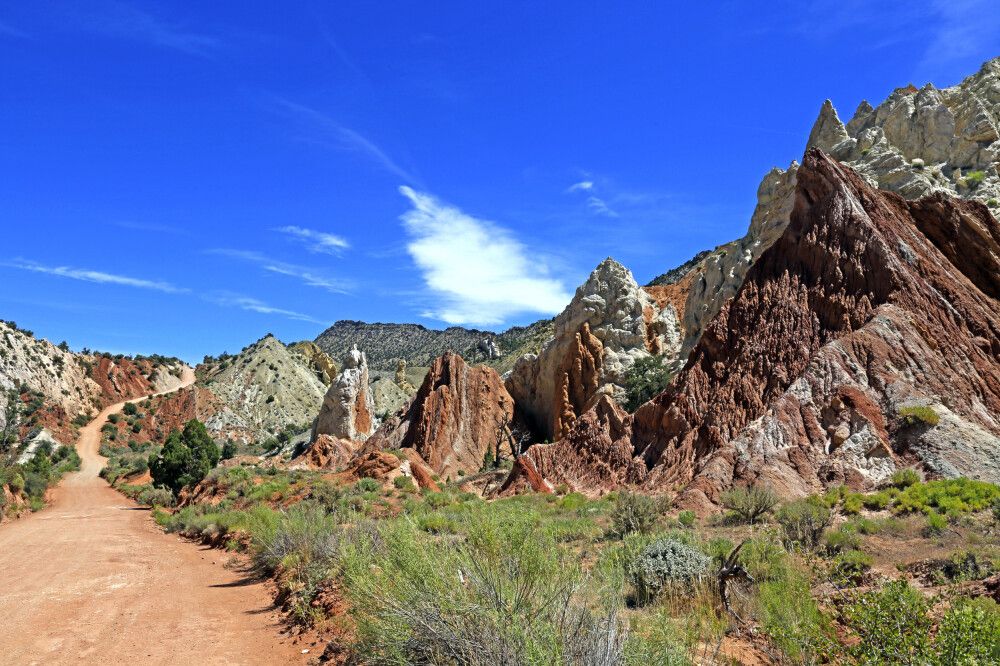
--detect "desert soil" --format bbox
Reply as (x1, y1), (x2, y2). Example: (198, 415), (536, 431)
(0, 368), (311, 665)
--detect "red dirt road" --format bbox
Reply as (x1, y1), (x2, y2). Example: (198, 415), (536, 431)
(0, 370), (311, 665)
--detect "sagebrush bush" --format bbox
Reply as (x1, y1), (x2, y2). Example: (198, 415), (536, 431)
(628, 537), (710, 604)
(341, 510), (626, 665)
(775, 498), (831, 550)
(610, 491), (660, 537)
(720, 485), (778, 524)
(934, 597), (1000, 665)
(137, 486), (175, 507)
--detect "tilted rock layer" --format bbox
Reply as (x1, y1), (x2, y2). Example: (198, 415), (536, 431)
(368, 352), (514, 478)
(312, 345), (376, 442)
(515, 150), (1000, 509)
(506, 258), (682, 440)
(676, 56), (1000, 360)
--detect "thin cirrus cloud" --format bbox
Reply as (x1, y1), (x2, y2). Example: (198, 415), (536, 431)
(208, 249), (353, 294)
(75, 2), (220, 56)
(203, 292), (327, 325)
(3, 258), (188, 294)
(398, 186), (571, 326)
(273, 225), (349, 255)
(566, 178), (618, 217)
(275, 98), (419, 184)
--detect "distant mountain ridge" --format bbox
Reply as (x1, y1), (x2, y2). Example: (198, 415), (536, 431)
(314, 318), (553, 373)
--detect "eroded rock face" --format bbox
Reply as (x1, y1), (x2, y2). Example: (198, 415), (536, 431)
(368, 352), (514, 478)
(313, 345), (376, 442)
(506, 258), (682, 440)
(292, 434), (357, 470)
(812, 58), (1000, 204)
(515, 150), (1000, 509)
(677, 57), (1000, 360)
(289, 341), (337, 385)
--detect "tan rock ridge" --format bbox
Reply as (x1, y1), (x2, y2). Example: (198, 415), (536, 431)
(510, 150), (1000, 509)
(506, 258), (682, 441)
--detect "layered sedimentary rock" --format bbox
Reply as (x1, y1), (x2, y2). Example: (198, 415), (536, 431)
(313, 345), (376, 442)
(676, 57), (1000, 359)
(289, 341), (337, 385)
(506, 259), (682, 440)
(512, 150), (1000, 509)
(200, 335), (327, 442)
(367, 352), (514, 478)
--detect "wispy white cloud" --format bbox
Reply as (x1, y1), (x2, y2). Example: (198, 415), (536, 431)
(204, 292), (327, 325)
(565, 177), (618, 217)
(208, 249), (352, 294)
(276, 99), (418, 184)
(79, 2), (220, 56)
(4, 258), (187, 294)
(273, 225), (349, 255)
(585, 195), (619, 218)
(398, 187), (570, 325)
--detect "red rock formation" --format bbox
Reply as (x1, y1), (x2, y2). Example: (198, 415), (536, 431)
(512, 150), (1000, 509)
(90, 356), (160, 405)
(367, 352), (514, 479)
(294, 434), (357, 470)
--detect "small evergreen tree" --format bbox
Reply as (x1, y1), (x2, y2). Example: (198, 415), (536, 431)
(149, 419), (220, 495)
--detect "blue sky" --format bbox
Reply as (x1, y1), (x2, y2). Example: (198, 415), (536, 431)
(1, 1), (997, 363)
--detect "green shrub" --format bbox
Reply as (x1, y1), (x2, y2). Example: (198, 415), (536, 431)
(891, 468), (921, 489)
(609, 491), (660, 537)
(825, 525), (861, 554)
(416, 512), (457, 534)
(893, 478), (1000, 515)
(122, 402), (138, 416)
(845, 579), (931, 664)
(923, 511), (948, 536)
(137, 486), (175, 507)
(677, 510), (696, 529)
(392, 475), (416, 493)
(720, 485), (778, 524)
(775, 498), (831, 550)
(964, 170), (986, 188)
(623, 355), (675, 411)
(341, 510), (623, 664)
(148, 419), (220, 495)
(354, 477), (379, 493)
(628, 537), (710, 605)
(832, 550), (873, 583)
(898, 405), (940, 427)
(935, 597), (1000, 665)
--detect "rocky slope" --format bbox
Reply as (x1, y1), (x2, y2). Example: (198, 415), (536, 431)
(0, 321), (188, 443)
(366, 352), (515, 479)
(669, 57), (1000, 361)
(510, 150), (1000, 509)
(140, 335), (327, 444)
(506, 258), (682, 441)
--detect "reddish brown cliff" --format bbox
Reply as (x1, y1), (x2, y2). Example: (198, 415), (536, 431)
(513, 150), (1000, 509)
(367, 352), (514, 479)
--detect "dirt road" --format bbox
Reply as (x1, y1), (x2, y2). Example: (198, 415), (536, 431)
(0, 369), (311, 665)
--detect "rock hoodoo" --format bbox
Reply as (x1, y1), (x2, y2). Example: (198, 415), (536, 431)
(506, 258), (682, 440)
(312, 345), (376, 442)
(512, 150), (1000, 509)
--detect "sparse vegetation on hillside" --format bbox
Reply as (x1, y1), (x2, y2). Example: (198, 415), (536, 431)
(622, 355), (676, 411)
